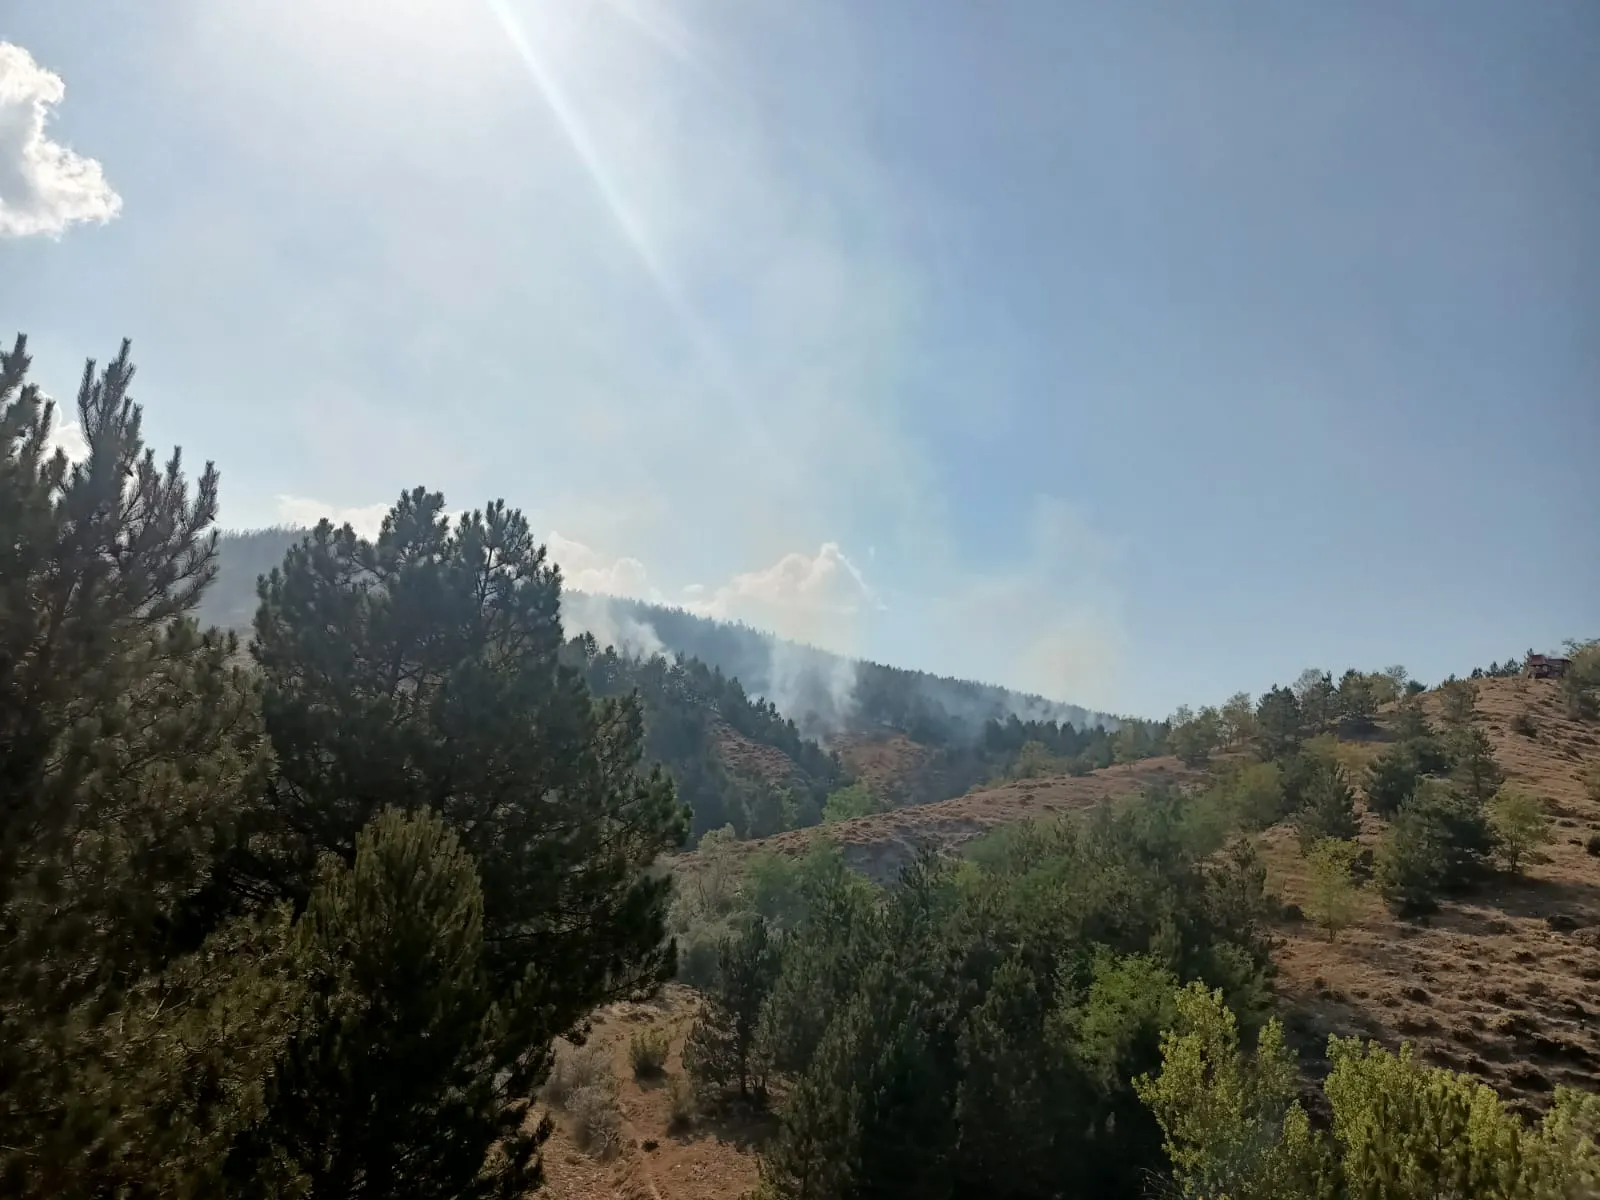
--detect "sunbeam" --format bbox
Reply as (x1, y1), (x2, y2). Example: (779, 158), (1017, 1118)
(480, 0), (784, 483)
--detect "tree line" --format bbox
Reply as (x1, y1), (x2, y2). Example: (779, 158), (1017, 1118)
(0, 336), (685, 1196)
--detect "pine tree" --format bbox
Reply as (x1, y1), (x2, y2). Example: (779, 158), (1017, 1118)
(683, 915), (783, 1103)
(0, 335), (285, 1196)
(1294, 760), (1360, 850)
(241, 807), (543, 1199)
(1254, 686), (1304, 759)
(230, 488), (689, 1184)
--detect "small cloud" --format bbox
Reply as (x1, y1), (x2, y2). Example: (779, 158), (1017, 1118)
(0, 43), (122, 238)
(45, 411), (89, 462)
(684, 542), (880, 653)
(546, 530), (660, 602)
(274, 494), (392, 539)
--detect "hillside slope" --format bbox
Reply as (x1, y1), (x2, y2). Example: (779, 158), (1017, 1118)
(679, 675), (1600, 1118)
(1265, 676), (1600, 1116)
(204, 529), (1121, 741)
(204, 527), (1142, 835)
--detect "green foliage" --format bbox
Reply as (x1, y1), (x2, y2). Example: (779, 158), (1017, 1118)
(1335, 669), (1383, 730)
(1217, 760), (1289, 831)
(1559, 639), (1600, 720)
(1, 335), (697, 1196)
(243, 491), (687, 997)
(1168, 705), (1223, 766)
(755, 785), (1281, 1199)
(1438, 678), (1479, 727)
(683, 916), (783, 1102)
(1137, 985), (1600, 1198)
(245, 807), (541, 1198)
(1294, 668), (1338, 731)
(1304, 838), (1361, 940)
(0, 337), (290, 1198)
(1294, 760), (1361, 850)
(1255, 685), (1304, 759)
(1366, 742), (1428, 817)
(570, 636), (843, 839)
(1376, 780), (1491, 914)
(821, 781), (882, 823)
(629, 1028), (671, 1078)
(1134, 983), (1325, 1199)
(1447, 725), (1505, 808)
(1220, 691), (1257, 748)
(1487, 786), (1552, 873)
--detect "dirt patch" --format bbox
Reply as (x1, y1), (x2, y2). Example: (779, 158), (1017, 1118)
(538, 984), (766, 1200)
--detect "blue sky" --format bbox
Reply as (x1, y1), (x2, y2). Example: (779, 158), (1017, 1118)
(2, 0), (1595, 718)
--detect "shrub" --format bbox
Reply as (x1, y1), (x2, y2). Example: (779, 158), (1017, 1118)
(1487, 786), (1552, 873)
(1138, 984), (1600, 1197)
(822, 782), (881, 823)
(676, 922), (728, 991)
(1586, 769), (1600, 806)
(629, 1028), (671, 1078)
(666, 1075), (697, 1132)
(1510, 710), (1538, 738)
(543, 1040), (612, 1110)
(1586, 833), (1600, 858)
(567, 1084), (622, 1158)
(1304, 838), (1361, 940)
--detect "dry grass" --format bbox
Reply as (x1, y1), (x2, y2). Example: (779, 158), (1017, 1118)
(537, 986), (769, 1200)
(549, 676), (1599, 1196)
(1265, 678), (1600, 1116)
(674, 754), (1206, 885)
(679, 677), (1600, 1119)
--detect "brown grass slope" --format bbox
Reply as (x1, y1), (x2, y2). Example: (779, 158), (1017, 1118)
(1267, 677), (1600, 1117)
(554, 678), (1596, 1196)
(676, 753), (1203, 885)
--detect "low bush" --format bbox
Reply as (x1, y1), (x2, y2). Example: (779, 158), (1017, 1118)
(567, 1084), (622, 1158)
(629, 1028), (671, 1078)
(543, 1040), (612, 1109)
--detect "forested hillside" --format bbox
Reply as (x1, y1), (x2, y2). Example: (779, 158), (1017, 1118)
(7, 335), (1597, 1200)
(204, 527), (1148, 840)
(204, 531), (1119, 742)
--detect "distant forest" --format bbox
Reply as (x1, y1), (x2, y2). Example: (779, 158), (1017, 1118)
(203, 527), (1138, 842)
(205, 528), (1121, 743)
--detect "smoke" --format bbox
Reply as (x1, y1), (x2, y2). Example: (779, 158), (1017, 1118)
(562, 590), (668, 661)
(760, 637), (859, 743)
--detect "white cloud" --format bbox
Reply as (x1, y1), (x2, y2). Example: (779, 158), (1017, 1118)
(44, 406), (89, 462)
(542, 530), (876, 655)
(273, 494), (392, 539)
(684, 543), (880, 647)
(546, 530), (659, 602)
(0, 43), (121, 238)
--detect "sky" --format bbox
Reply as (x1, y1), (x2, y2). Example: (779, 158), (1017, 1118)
(2, 0), (1595, 719)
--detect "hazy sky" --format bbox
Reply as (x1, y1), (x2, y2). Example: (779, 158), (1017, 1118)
(3, 0), (1596, 717)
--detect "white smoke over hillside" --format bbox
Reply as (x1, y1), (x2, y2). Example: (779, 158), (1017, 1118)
(203, 526), (1121, 743)
(562, 590), (668, 662)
